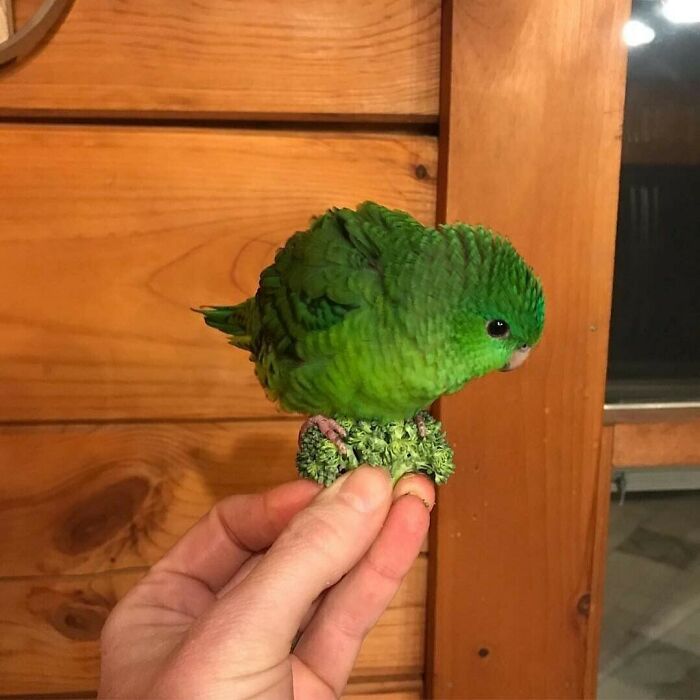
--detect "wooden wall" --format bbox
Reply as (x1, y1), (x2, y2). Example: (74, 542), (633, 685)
(4, 0), (439, 119)
(0, 1), (440, 696)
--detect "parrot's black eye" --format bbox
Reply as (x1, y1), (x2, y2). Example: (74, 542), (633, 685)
(486, 319), (510, 338)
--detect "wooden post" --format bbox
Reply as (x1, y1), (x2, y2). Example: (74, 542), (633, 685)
(427, 1), (630, 697)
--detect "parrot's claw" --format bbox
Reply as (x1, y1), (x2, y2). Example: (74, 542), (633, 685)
(299, 415), (349, 456)
(414, 413), (427, 439)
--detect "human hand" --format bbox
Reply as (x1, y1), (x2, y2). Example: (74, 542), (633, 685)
(98, 467), (434, 699)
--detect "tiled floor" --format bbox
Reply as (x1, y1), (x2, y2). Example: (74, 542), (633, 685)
(599, 491), (700, 699)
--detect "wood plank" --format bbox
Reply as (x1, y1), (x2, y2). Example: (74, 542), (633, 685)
(344, 678), (422, 697)
(428, 1), (629, 698)
(0, 126), (437, 422)
(346, 691), (421, 700)
(347, 693), (420, 699)
(0, 419), (297, 577)
(0, 556), (427, 695)
(612, 420), (700, 468)
(0, 419), (428, 579)
(0, 0), (439, 119)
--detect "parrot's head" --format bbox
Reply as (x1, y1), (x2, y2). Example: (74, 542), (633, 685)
(452, 225), (545, 379)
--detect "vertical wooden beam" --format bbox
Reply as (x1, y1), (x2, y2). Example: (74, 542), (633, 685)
(428, 1), (629, 697)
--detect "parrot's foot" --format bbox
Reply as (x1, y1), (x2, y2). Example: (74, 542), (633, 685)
(299, 415), (348, 456)
(414, 413), (427, 439)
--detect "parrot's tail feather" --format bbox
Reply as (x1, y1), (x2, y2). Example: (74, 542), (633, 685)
(193, 302), (254, 351)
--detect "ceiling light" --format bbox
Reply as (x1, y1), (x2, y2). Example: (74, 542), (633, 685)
(622, 19), (656, 46)
(662, 0), (700, 24)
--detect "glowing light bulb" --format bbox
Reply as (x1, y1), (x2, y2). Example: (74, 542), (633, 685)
(622, 19), (656, 46)
(662, 0), (700, 24)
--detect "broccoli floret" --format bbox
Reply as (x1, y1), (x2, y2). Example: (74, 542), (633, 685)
(296, 411), (455, 486)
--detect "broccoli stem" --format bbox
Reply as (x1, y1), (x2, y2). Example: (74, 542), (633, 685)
(389, 461), (415, 485)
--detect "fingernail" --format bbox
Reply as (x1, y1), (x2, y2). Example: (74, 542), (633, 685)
(399, 492), (434, 511)
(393, 477), (435, 511)
(338, 467), (391, 513)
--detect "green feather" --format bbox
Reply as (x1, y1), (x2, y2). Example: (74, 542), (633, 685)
(193, 302), (254, 350)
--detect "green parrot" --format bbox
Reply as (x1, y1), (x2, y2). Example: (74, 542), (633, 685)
(198, 201), (544, 457)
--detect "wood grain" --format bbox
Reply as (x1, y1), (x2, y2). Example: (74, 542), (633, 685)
(0, 419), (298, 577)
(0, 0), (440, 119)
(0, 419), (428, 578)
(0, 126), (436, 422)
(347, 691), (420, 700)
(0, 556), (426, 694)
(344, 678), (422, 697)
(612, 420), (700, 468)
(347, 693), (420, 699)
(428, 1), (629, 698)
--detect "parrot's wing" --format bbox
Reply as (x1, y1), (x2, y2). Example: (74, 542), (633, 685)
(256, 202), (413, 360)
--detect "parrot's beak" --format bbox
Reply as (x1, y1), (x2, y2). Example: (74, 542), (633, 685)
(500, 345), (531, 372)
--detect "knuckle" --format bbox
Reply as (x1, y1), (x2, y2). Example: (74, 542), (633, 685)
(209, 500), (243, 549)
(364, 551), (406, 585)
(327, 605), (370, 641)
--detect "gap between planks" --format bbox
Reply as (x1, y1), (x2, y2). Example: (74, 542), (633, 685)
(0, 560), (427, 694)
(0, 676), (423, 700)
(0, 112), (439, 131)
(0, 554), (429, 585)
(0, 414), (305, 428)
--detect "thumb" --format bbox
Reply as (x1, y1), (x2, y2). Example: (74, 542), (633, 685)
(193, 467), (392, 668)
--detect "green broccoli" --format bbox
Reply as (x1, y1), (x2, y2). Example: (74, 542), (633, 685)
(296, 411), (455, 486)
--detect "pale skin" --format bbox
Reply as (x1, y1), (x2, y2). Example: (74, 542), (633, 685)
(98, 467), (435, 699)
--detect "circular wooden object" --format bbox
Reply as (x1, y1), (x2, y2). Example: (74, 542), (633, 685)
(0, 0), (73, 66)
